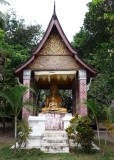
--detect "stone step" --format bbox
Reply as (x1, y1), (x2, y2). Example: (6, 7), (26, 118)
(41, 143), (69, 146)
(42, 130), (67, 134)
(42, 139), (68, 144)
(42, 130), (68, 138)
(41, 146), (69, 153)
(42, 137), (68, 140)
(41, 130), (69, 153)
(43, 136), (67, 139)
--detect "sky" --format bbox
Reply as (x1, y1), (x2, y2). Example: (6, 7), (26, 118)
(1, 0), (92, 42)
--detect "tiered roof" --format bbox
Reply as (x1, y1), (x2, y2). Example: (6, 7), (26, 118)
(14, 4), (97, 77)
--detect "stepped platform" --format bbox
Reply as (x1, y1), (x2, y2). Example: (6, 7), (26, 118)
(41, 130), (69, 153)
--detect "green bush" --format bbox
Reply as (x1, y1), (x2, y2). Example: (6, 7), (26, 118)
(17, 120), (32, 148)
(66, 113), (95, 153)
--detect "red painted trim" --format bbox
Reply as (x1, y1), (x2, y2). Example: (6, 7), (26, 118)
(55, 19), (77, 55)
(33, 18), (54, 55)
(14, 14), (98, 76)
(14, 56), (34, 74)
(75, 55), (97, 75)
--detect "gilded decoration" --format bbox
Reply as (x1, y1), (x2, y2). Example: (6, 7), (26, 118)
(28, 56), (81, 70)
(38, 29), (71, 56)
(28, 28), (82, 70)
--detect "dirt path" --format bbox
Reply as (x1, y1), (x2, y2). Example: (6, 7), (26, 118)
(95, 131), (114, 143)
(0, 130), (14, 143)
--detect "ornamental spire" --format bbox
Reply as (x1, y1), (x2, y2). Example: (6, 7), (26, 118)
(53, 1), (56, 19)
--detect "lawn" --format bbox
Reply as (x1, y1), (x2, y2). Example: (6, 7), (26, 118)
(0, 141), (114, 160)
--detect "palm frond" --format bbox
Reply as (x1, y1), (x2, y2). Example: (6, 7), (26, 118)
(0, 91), (14, 108)
(0, 111), (12, 118)
(85, 99), (98, 114)
(0, 0), (9, 5)
(22, 100), (34, 112)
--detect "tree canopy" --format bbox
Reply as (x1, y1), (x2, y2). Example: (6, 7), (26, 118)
(0, 0), (9, 29)
(0, 10), (44, 88)
(72, 0), (114, 106)
(5, 10), (44, 51)
(0, 9), (44, 131)
(0, 0), (113, 115)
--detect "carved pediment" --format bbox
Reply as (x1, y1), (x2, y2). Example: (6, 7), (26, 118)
(14, 10), (97, 76)
(28, 56), (82, 71)
(28, 28), (82, 71)
(39, 29), (72, 56)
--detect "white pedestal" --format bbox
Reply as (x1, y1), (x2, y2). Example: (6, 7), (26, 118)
(28, 115), (46, 136)
(18, 113), (73, 151)
(26, 115), (46, 148)
(62, 113), (73, 129)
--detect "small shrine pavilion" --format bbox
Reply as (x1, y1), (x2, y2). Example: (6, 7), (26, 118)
(14, 6), (97, 121)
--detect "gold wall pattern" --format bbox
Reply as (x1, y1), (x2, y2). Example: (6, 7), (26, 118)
(39, 29), (71, 56)
(28, 56), (82, 70)
(28, 28), (82, 70)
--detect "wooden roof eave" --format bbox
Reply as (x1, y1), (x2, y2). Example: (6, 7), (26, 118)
(75, 55), (98, 76)
(14, 12), (98, 77)
(14, 15), (78, 75)
(14, 55), (34, 75)
(54, 17), (78, 55)
(33, 16), (78, 56)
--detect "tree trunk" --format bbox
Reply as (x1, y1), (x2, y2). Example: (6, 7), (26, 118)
(14, 116), (17, 155)
(103, 129), (108, 156)
(2, 117), (5, 133)
(97, 122), (100, 147)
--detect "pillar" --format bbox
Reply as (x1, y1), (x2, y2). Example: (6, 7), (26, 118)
(22, 69), (32, 120)
(30, 89), (36, 116)
(78, 70), (87, 116)
(72, 80), (76, 114)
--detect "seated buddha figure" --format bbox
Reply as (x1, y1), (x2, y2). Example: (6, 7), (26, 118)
(41, 83), (67, 113)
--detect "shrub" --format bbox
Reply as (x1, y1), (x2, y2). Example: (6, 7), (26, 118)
(66, 113), (95, 153)
(17, 120), (32, 148)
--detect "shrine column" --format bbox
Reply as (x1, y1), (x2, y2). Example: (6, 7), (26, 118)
(22, 69), (32, 120)
(78, 70), (87, 116)
(72, 80), (76, 114)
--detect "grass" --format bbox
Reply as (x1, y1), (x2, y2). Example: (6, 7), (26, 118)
(0, 140), (114, 160)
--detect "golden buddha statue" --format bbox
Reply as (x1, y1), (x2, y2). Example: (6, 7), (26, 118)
(41, 83), (67, 113)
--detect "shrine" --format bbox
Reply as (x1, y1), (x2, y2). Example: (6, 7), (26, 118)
(14, 5), (97, 152)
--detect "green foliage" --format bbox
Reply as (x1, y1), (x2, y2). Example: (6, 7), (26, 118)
(85, 99), (102, 147)
(66, 113), (95, 153)
(0, 140), (114, 159)
(85, 99), (114, 152)
(0, 0), (9, 29)
(102, 105), (114, 134)
(88, 73), (114, 106)
(0, 9), (43, 136)
(0, 85), (28, 116)
(0, 85), (35, 155)
(17, 120), (32, 148)
(0, 0), (9, 5)
(0, 10), (44, 89)
(0, 28), (27, 89)
(72, 0), (114, 107)
(85, 0), (113, 42)
(5, 10), (44, 51)
(59, 90), (72, 112)
(72, 27), (92, 59)
(65, 126), (75, 139)
(76, 118), (95, 153)
(85, 99), (102, 120)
